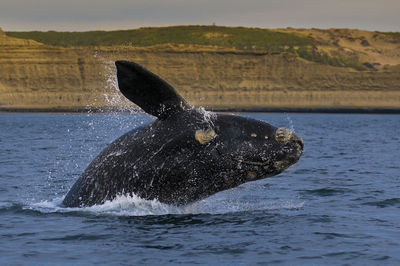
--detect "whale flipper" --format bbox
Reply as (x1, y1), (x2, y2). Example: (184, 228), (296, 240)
(115, 60), (189, 120)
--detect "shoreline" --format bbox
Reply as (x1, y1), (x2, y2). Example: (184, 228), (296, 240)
(1, 107), (400, 114)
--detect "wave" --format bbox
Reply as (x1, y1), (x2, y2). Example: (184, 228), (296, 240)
(13, 193), (305, 217)
(363, 198), (400, 208)
(300, 187), (353, 197)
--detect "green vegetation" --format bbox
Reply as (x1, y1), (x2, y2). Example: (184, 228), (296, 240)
(7, 26), (313, 50)
(7, 25), (364, 69)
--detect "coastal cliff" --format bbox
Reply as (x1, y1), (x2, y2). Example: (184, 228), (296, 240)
(1, 26), (400, 112)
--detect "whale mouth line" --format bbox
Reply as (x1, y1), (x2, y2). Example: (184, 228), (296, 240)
(230, 157), (269, 166)
(216, 145), (303, 169)
(215, 147), (270, 166)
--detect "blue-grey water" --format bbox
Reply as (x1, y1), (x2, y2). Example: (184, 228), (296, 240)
(0, 112), (399, 265)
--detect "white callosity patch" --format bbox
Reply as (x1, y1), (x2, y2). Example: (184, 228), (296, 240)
(274, 128), (293, 144)
(195, 129), (216, 144)
(194, 107), (218, 144)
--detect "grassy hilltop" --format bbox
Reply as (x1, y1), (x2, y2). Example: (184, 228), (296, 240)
(7, 26), (312, 49)
(7, 25), (388, 70)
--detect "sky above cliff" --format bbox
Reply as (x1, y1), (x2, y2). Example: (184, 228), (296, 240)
(1, 0), (399, 32)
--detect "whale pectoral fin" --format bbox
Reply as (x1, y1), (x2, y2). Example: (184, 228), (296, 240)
(115, 60), (190, 120)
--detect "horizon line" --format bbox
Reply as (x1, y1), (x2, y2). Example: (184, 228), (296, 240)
(2, 24), (399, 33)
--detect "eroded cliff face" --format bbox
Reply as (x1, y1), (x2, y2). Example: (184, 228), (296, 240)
(1, 28), (399, 111)
(0, 28), (110, 110)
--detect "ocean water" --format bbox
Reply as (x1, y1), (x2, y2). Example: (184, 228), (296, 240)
(0, 112), (399, 265)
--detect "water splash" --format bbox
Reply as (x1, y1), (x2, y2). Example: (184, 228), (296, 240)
(26, 192), (304, 217)
(102, 60), (126, 109)
(92, 52), (137, 112)
(197, 106), (216, 127)
(27, 195), (186, 216)
(285, 113), (296, 132)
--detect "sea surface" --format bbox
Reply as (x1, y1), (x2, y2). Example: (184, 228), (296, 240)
(0, 112), (399, 265)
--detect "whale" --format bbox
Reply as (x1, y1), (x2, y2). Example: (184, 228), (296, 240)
(62, 60), (304, 207)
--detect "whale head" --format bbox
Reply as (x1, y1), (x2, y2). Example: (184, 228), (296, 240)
(212, 114), (303, 182)
(183, 110), (303, 191)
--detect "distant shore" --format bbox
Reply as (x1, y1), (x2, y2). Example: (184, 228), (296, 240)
(1, 26), (399, 113)
(1, 106), (400, 114)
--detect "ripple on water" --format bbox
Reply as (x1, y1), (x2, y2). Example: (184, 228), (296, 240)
(323, 251), (366, 260)
(299, 187), (354, 197)
(41, 234), (113, 241)
(363, 198), (400, 208)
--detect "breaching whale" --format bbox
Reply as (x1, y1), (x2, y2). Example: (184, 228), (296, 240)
(62, 61), (304, 207)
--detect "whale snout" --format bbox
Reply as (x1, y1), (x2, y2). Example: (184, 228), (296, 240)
(275, 128), (303, 150)
(290, 133), (304, 155)
(273, 128), (304, 170)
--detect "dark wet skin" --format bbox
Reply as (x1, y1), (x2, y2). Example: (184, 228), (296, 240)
(63, 61), (304, 207)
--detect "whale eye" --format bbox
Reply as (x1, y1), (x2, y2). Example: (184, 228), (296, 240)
(195, 129), (216, 144)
